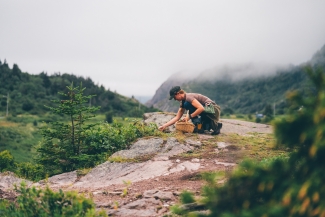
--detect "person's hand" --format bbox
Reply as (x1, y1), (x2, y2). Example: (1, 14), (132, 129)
(158, 125), (166, 131)
(181, 116), (190, 122)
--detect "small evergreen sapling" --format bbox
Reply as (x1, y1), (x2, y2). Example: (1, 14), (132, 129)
(37, 83), (100, 175)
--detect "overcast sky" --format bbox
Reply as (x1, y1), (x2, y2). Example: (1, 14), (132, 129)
(1, 1), (325, 98)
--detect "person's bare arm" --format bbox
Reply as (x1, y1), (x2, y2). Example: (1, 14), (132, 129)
(158, 108), (185, 131)
(182, 99), (204, 121)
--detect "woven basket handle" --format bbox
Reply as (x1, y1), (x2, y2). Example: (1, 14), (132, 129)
(185, 110), (190, 123)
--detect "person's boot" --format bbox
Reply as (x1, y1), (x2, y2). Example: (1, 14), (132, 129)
(211, 123), (222, 135)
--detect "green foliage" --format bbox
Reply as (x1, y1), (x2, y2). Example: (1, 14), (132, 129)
(36, 83), (100, 174)
(105, 111), (113, 123)
(0, 61), (158, 117)
(36, 84), (161, 176)
(14, 162), (46, 182)
(223, 107), (235, 115)
(1, 114), (160, 179)
(0, 150), (14, 172)
(180, 191), (196, 204)
(174, 66), (325, 216)
(235, 114), (244, 119)
(262, 115), (274, 124)
(263, 103), (273, 117)
(0, 183), (106, 217)
(0, 150), (45, 181)
(84, 120), (161, 156)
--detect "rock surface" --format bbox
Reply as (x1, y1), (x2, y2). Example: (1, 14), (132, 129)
(0, 171), (32, 189)
(143, 112), (178, 132)
(111, 137), (164, 159)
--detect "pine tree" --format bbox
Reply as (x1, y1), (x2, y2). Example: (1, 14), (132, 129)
(36, 83), (100, 174)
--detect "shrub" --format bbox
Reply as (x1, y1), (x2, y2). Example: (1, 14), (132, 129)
(0, 150), (14, 172)
(22, 100), (34, 111)
(223, 107), (234, 114)
(235, 114), (244, 119)
(105, 111), (113, 123)
(84, 120), (161, 157)
(0, 183), (106, 217)
(33, 120), (38, 126)
(262, 115), (273, 124)
(15, 162), (45, 182)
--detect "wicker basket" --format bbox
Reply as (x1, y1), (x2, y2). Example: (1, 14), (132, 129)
(175, 121), (195, 133)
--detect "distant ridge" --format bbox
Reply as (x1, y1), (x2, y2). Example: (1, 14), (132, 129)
(0, 62), (158, 116)
(147, 44), (325, 114)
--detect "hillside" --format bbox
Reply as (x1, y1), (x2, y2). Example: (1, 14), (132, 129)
(0, 62), (158, 117)
(147, 44), (325, 114)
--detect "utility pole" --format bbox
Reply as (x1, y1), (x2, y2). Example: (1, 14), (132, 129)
(274, 102), (275, 117)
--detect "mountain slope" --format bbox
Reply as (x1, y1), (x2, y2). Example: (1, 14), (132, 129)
(147, 44), (325, 114)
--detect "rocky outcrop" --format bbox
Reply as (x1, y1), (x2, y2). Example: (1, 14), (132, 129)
(143, 112), (178, 132)
(36, 137), (203, 190)
(34, 171), (78, 189)
(0, 171), (32, 189)
(111, 137), (164, 159)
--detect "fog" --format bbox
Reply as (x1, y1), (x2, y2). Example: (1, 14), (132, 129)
(1, 1), (325, 98)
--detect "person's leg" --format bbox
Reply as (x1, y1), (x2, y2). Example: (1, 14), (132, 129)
(191, 115), (202, 133)
(206, 104), (222, 135)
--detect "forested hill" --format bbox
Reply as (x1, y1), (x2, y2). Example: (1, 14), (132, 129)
(0, 61), (158, 117)
(147, 44), (325, 114)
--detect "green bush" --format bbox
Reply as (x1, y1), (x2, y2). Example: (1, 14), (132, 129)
(262, 115), (273, 124)
(14, 162), (46, 182)
(0, 150), (14, 172)
(0, 183), (106, 217)
(105, 111), (113, 123)
(33, 120), (38, 126)
(84, 120), (161, 157)
(223, 107), (234, 114)
(235, 114), (244, 119)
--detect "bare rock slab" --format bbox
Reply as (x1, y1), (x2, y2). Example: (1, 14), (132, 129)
(0, 172), (32, 189)
(73, 160), (173, 189)
(35, 171), (77, 188)
(111, 138), (163, 159)
(143, 112), (177, 132)
(220, 119), (272, 135)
